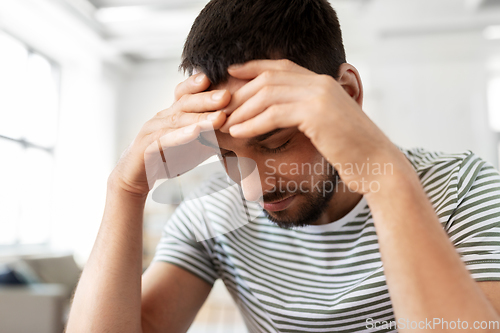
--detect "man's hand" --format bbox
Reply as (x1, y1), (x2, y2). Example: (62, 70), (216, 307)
(110, 72), (229, 197)
(219, 59), (413, 193)
(218, 59), (500, 325)
(67, 74), (230, 333)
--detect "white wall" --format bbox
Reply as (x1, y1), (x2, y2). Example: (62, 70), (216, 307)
(353, 37), (498, 167)
(116, 58), (185, 156)
(52, 63), (121, 263)
(0, 0), (129, 263)
(336, 0), (500, 167)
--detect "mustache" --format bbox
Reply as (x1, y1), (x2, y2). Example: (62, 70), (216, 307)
(261, 188), (295, 203)
(258, 170), (340, 203)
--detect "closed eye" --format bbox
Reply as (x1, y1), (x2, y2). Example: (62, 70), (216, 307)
(263, 139), (291, 154)
(219, 138), (291, 159)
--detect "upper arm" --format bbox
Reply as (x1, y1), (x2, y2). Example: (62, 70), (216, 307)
(141, 261), (212, 333)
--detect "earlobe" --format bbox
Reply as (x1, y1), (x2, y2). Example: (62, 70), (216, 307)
(337, 63), (364, 108)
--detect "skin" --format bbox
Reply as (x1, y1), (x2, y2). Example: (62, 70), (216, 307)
(199, 75), (363, 228)
(66, 59), (500, 333)
(66, 72), (228, 333)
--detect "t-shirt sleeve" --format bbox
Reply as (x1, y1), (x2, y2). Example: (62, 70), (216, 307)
(446, 153), (500, 282)
(151, 197), (218, 285)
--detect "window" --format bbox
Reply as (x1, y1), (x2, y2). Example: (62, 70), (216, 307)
(0, 31), (59, 246)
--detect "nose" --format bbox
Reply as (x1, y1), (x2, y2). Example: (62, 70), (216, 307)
(225, 156), (275, 202)
(240, 162), (262, 202)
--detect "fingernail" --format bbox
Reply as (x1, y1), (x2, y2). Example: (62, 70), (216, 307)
(212, 90), (225, 100)
(195, 73), (205, 83)
(183, 124), (197, 133)
(228, 63), (243, 70)
(208, 112), (220, 120)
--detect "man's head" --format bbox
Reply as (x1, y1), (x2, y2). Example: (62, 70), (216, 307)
(183, 0), (357, 229)
(196, 75), (347, 230)
(180, 0), (346, 85)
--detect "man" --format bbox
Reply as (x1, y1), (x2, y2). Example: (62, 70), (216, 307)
(66, 0), (500, 332)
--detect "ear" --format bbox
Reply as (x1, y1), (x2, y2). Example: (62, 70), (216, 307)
(336, 63), (364, 108)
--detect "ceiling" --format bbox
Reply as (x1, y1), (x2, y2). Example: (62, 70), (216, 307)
(62, 0), (500, 62)
(87, 0), (207, 10)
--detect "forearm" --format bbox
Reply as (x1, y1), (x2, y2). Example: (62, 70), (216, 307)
(66, 178), (147, 333)
(365, 164), (499, 326)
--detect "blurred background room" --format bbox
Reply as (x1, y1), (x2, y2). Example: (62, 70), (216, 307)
(0, 0), (500, 332)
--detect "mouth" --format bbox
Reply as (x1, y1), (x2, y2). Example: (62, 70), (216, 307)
(259, 195), (296, 212)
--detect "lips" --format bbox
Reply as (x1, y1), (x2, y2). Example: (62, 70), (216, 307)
(259, 195), (296, 212)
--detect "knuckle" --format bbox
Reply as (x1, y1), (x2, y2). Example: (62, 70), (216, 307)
(278, 59), (293, 70)
(196, 113), (206, 122)
(177, 94), (190, 109)
(174, 81), (184, 99)
(166, 112), (180, 127)
(313, 99), (328, 117)
(150, 129), (168, 145)
(311, 97), (324, 109)
(260, 85), (273, 98)
(261, 70), (274, 82)
(267, 105), (280, 123)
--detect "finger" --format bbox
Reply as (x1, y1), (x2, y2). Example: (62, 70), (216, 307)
(227, 59), (312, 80)
(145, 122), (220, 182)
(229, 103), (305, 138)
(144, 110), (226, 135)
(145, 123), (202, 156)
(220, 70), (316, 117)
(220, 86), (310, 132)
(174, 72), (210, 102)
(156, 89), (230, 118)
(147, 117), (224, 153)
(177, 89), (230, 113)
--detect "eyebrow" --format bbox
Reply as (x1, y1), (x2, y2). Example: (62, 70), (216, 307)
(197, 128), (285, 150)
(247, 128), (284, 145)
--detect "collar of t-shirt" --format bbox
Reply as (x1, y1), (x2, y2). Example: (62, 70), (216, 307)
(298, 196), (368, 233)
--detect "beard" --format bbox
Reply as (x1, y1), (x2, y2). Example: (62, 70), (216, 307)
(262, 166), (339, 229)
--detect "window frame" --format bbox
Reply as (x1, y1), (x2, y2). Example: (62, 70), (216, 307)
(0, 29), (61, 250)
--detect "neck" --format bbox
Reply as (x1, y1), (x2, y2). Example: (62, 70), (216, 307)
(314, 181), (363, 225)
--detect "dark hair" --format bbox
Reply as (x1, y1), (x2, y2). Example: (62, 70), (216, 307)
(180, 0), (346, 86)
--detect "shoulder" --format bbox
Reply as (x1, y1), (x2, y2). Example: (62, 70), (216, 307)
(398, 146), (500, 226)
(398, 146), (474, 173)
(398, 146), (494, 192)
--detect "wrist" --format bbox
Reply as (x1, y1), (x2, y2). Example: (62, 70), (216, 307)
(364, 164), (431, 223)
(364, 155), (423, 202)
(107, 174), (149, 203)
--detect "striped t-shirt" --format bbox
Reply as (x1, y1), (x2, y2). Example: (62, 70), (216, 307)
(153, 147), (500, 332)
